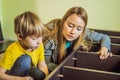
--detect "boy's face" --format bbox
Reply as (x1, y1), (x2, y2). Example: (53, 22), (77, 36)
(20, 35), (42, 51)
(62, 14), (85, 41)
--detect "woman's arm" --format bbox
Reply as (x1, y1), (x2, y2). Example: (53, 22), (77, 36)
(84, 28), (112, 59)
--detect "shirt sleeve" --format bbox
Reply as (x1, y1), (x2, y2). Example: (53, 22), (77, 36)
(38, 43), (45, 62)
(0, 50), (13, 70)
(44, 39), (56, 56)
(84, 28), (111, 51)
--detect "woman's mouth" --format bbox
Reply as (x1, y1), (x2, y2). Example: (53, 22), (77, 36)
(68, 35), (74, 39)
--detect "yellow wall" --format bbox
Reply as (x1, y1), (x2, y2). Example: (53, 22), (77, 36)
(1, 0), (120, 40)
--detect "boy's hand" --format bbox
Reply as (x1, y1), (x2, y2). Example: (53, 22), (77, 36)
(20, 76), (33, 80)
(98, 47), (112, 60)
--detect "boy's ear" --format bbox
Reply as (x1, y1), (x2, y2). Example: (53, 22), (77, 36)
(16, 33), (23, 40)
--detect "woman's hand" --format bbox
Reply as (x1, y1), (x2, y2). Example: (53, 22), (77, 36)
(98, 47), (112, 60)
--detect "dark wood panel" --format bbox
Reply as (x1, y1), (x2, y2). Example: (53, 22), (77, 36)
(80, 43), (120, 55)
(94, 29), (120, 44)
(111, 44), (120, 55)
(76, 51), (120, 73)
(0, 21), (4, 41)
(44, 46), (120, 80)
(44, 50), (76, 80)
(110, 36), (120, 44)
(45, 68), (61, 80)
(95, 29), (120, 36)
(63, 66), (120, 80)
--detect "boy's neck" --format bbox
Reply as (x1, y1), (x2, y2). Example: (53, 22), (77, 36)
(19, 41), (33, 52)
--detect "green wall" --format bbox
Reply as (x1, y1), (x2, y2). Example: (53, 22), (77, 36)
(2, 0), (38, 40)
(0, 0), (2, 24)
(1, 0), (120, 40)
(36, 0), (120, 31)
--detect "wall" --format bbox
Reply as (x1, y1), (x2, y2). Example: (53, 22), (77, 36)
(0, 0), (2, 23)
(2, 0), (37, 40)
(2, 0), (120, 40)
(36, 0), (120, 31)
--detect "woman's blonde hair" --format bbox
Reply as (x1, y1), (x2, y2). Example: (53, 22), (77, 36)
(14, 11), (45, 39)
(59, 6), (88, 62)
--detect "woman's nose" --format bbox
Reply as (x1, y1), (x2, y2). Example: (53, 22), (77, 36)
(70, 28), (76, 34)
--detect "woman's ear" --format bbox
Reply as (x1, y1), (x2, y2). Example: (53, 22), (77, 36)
(16, 33), (23, 40)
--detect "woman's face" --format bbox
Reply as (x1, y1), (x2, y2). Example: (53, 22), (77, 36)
(62, 14), (85, 41)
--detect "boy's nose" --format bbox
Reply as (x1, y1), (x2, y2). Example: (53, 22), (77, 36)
(37, 37), (42, 45)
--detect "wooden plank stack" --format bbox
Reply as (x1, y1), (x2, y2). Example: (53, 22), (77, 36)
(44, 29), (120, 80)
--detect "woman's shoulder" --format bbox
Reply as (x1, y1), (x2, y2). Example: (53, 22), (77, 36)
(44, 38), (56, 49)
(45, 18), (61, 30)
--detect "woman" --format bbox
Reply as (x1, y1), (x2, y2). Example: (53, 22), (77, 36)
(43, 6), (112, 72)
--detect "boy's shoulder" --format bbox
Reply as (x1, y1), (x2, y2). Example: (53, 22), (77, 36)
(6, 41), (19, 50)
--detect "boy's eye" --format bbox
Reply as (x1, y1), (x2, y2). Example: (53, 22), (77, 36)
(31, 37), (37, 40)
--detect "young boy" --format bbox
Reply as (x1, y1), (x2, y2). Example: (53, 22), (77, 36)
(0, 11), (48, 80)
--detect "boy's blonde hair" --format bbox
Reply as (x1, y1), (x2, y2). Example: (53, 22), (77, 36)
(14, 11), (45, 39)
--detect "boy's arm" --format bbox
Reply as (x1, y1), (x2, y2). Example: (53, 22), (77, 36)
(38, 61), (49, 76)
(0, 66), (33, 80)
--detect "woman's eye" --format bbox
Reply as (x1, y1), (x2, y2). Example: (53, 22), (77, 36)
(77, 27), (83, 31)
(68, 24), (74, 28)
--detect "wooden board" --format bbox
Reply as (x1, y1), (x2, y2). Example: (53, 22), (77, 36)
(63, 66), (120, 80)
(76, 51), (120, 73)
